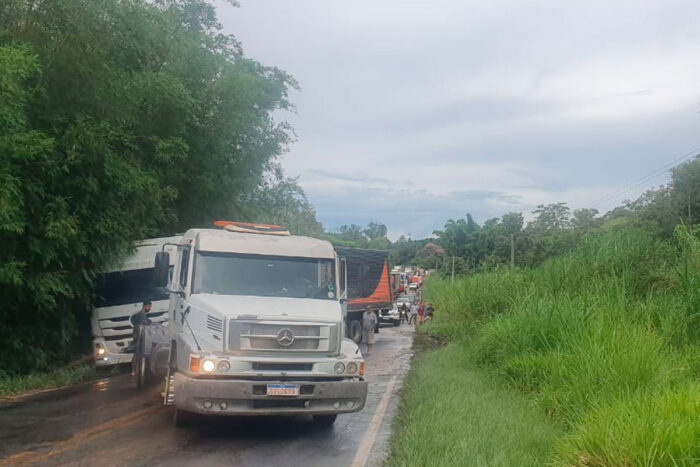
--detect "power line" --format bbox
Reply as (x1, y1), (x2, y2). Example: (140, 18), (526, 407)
(589, 145), (700, 208)
(588, 145), (700, 209)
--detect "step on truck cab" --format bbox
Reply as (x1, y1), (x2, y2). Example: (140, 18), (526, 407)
(140, 223), (368, 426)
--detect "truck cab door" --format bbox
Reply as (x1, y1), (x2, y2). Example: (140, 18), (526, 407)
(170, 245), (191, 333)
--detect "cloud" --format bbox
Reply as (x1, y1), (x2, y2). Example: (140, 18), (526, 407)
(217, 0), (700, 238)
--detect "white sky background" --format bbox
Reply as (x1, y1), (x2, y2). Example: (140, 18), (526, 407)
(216, 0), (700, 239)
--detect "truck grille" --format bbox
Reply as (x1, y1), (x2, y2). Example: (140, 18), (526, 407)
(98, 310), (168, 343)
(229, 321), (335, 353)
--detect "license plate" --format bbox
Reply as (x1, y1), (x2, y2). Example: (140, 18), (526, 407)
(267, 383), (299, 396)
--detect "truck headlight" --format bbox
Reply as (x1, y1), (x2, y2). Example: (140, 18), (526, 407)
(347, 362), (358, 374)
(202, 359), (216, 373)
(96, 347), (105, 356)
(334, 362), (345, 374)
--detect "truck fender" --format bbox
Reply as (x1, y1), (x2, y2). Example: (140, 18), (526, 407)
(173, 334), (198, 372)
(340, 337), (362, 357)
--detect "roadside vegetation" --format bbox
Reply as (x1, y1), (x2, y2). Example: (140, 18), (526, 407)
(0, 0), (316, 376)
(389, 341), (561, 466)
(0, 363), (97, 398)
(391, 226), (700, 465)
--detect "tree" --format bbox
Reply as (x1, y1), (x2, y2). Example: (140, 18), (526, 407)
(364, 222), (387, 240)
(530, 203), (571, 231)
(500, 212), (524, 235)
(0, 0), (297, 374)
(244, 164), (323, 237)
(670, 157), (700, 227)
(571, 208), (599, 230)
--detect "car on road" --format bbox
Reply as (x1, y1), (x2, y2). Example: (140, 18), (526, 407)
(408, 282), (418, 291)
(379, 308), (401, 326)
(396, 295), (410, 306)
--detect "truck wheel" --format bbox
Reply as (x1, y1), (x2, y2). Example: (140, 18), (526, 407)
(313, 414), (337, 427)
(136, 336), (153, 389)
(174, 408), (197, 427)
(348, 320), (362, 344)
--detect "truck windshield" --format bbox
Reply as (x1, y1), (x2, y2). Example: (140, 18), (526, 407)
(193, 252), (336, 300)
(95, 268), (168, 307)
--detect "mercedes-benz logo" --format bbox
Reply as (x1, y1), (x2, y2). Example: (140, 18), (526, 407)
(276, 328), (295, 347)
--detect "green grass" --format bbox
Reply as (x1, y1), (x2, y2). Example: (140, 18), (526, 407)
(393, 227), (700, 465)
(388, 342), (561, 466)
(0, 364), (97, 398)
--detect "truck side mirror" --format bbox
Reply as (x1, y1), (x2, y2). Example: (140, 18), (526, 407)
(153, 251), (170, 288)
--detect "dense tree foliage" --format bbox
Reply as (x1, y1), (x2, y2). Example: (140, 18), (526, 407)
(427, 158), (700, 275)
(0, 0), (301, 374)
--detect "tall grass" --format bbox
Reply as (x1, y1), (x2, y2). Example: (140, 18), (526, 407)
(0, 364), (97, 397)
(416, 227), (700, 465)
(388, 343), (561, 467)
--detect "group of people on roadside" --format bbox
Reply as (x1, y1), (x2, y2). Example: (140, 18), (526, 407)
(398, 299), (433, 325)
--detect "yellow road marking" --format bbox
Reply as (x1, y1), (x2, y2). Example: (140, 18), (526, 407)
(351, 375), (398, 467)
(0, 405), (162, 466)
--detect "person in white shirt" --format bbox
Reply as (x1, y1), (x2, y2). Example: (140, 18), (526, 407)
(362, 309), (378, 355)
(409, 302), (418, 325)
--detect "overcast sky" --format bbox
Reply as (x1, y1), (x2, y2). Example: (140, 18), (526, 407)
(217, 0), (700, 239)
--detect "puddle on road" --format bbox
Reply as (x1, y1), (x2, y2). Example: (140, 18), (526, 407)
(92, 379), (112, 392)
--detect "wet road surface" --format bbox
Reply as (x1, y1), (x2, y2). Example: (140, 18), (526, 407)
(0, 325), (413, 467)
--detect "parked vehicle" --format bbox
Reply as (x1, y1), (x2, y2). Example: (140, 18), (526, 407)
(334, 247), (393, 343)
(390, 270), (403, 299)
(135, 222), (367, 427)
(379, 307), (401, 326)
(91, 237), (180, 366)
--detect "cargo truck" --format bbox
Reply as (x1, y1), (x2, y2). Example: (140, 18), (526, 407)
(334, 247), (393, 342)
(134, 222), (368, 427)
(91, 237), (180, 366)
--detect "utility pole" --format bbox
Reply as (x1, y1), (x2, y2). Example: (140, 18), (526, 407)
(510, 234), (515, 268)
(451, 256), (455, 284)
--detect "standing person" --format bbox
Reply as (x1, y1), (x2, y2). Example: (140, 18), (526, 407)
(131, 301), (152, 334)
(130, 301), (152, 373)
(362, 309), (378, 356)
(425, 303), (434, 321)
(409, 302), (418, 326)
(418, 302), (424, 325)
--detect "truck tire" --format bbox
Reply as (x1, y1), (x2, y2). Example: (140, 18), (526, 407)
(348, 319), (362, 344)
(313, 414), (337, 427)
(136, 333), (153, 389)
(174, 408), (197, 427)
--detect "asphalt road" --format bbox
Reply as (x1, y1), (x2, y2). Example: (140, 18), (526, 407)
(0, 324), (414, 467)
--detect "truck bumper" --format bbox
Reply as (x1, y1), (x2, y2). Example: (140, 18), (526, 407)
(93, 337), (133, 367)
(173, 373), (368, 416)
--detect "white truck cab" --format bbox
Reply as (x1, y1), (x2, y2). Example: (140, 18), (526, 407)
(140, 224), (368, 426)
(91, 237), (180, 366)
